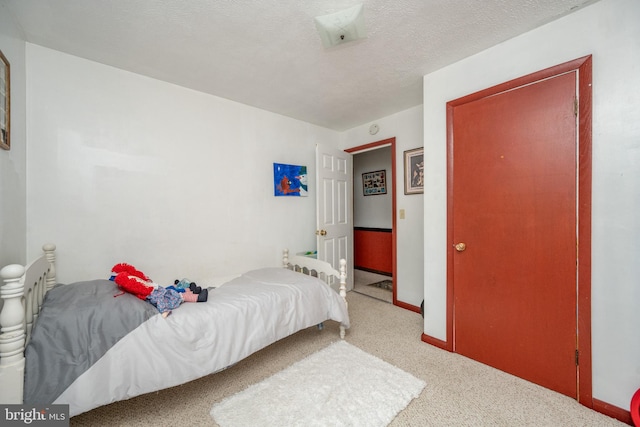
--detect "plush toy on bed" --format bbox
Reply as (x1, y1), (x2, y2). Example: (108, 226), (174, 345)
(110, 263), (208, 318)
(170, 278), (197, 292)
(167, 278), (208, 296)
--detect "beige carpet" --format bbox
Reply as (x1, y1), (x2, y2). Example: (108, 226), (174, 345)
(70, 291), (626, 427)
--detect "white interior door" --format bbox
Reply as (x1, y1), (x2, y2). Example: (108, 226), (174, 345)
(316, 143), (353, 289)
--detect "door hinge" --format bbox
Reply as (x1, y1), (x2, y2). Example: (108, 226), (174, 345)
(574, 97), (578, 117)
(575, 349), (579, 366)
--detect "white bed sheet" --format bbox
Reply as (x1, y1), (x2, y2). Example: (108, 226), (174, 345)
(54, 267), (349, 416)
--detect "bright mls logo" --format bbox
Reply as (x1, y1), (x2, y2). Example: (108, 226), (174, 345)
(1, 405), (69, 426)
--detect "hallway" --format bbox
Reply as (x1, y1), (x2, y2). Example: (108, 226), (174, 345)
(352, 269), (392, 303)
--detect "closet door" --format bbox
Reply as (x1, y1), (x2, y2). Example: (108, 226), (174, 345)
(449, 69), (583, 399)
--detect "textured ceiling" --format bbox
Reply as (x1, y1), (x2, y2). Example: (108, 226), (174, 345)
(2, 0), (599, 131)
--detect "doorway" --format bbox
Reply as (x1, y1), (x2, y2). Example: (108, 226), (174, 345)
(347, 138), (396, 305)
(446, 56), (592, 403)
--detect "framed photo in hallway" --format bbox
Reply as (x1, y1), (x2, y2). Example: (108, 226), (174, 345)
(0, 49), (9, 150)
(404, 147), (423, 194)
(362, 170), (387, 196)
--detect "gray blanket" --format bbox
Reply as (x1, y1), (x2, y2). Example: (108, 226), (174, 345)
(24, 279), (158, 404)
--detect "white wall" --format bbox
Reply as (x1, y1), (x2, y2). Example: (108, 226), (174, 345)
(0, 2), (27, 266)
(422, 0), (640, 410)
(26, 44), (340, 286)
(340, 106), (424, 306)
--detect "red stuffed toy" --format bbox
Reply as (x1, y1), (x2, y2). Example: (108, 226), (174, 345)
(111, 263), (156, 300)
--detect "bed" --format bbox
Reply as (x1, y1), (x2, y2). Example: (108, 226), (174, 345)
(0, 244), (349, 417)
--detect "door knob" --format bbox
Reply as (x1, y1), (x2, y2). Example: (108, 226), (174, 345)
(316, 230), (327, 236)
(454, 242), (466, 252)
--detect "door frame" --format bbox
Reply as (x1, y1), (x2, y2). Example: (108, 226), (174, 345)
(444, 56), (593, 405)
(346, 137), (400, 306)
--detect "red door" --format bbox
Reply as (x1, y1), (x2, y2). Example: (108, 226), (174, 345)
(450, 72), (579, 397)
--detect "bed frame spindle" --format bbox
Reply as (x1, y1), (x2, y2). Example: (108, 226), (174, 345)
(44, 244), (57, 292)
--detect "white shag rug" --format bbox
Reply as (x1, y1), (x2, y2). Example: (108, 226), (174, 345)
(210, 340), (426, 427)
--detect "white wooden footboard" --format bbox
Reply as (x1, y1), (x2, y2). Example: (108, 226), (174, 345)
(0, 243), (56, 404)
(282, 249), (348, 339)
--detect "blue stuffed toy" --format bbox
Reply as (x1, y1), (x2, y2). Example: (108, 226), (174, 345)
(167, 278), (208, 302)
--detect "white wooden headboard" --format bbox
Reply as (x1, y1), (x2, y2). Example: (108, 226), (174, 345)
(0, 243), (56, 404)
(282, 249), (348, 338)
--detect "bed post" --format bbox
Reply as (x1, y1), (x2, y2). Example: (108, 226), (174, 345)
(0, 263), (27, 404)
(338, 258), (347, 339)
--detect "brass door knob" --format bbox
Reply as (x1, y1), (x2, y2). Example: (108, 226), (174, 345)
(316, 230), (327, 236)
(454, 242), (466, 252)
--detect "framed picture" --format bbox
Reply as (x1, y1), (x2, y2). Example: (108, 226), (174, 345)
(362, 170), (387, 196)
(404, 147), (424, 194)
(273, 163), (308, 196)
(0, 49), (9, 150)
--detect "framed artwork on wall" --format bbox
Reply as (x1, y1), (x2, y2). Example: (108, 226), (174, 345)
(362, 170), (387, 196)
(273, 163), (308, 196)
(404, 147), (424, 194)
(0, 49), (9, 150)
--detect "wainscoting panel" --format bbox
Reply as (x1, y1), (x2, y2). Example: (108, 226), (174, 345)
(354, 227), (392, 275)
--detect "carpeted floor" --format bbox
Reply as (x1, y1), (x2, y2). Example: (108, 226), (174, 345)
(210, 341), (425, 427)
(69, 291), (627, 427)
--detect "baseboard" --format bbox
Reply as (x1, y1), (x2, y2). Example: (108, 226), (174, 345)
(593, 398), (633, 425)
(421, 333), (452, 351)
(420, 336), (633, 425)
(394, 299), (420, 314)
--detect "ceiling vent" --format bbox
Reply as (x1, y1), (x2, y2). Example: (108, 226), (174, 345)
(314, 4), (366, 48)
